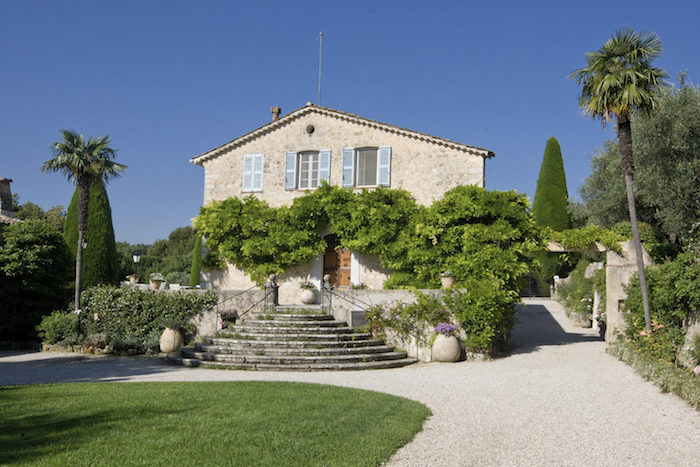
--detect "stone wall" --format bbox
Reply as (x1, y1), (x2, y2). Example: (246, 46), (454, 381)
(199, 110), (485, 209)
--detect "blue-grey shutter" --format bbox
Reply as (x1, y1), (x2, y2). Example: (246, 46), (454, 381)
(242, 154), (253, 191)
(285, 151), (297, 190)
(252, 154), (264, 191)
(342, 147), (355, 187)
(378, 146), (391, 186)
(319, 149), (331, 185)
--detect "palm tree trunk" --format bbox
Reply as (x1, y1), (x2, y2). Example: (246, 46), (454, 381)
(618, 115), (652, 333)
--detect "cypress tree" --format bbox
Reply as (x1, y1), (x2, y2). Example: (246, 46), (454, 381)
(532, 137), (570, 231)
(190, 233), (202, 287)
(63, 179), (120, 287)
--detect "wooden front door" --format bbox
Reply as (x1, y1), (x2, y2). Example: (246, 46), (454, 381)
(324, 245), (352, 288)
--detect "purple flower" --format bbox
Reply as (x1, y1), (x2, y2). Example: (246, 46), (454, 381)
(435, 322), (458, 337)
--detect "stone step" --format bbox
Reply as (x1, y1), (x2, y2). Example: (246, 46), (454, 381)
(194, 342), (396, 356)
(254, 313), (336, 321)
(207, 337), (387, 349)
(170, 355), (419, 371)
(181, 348), (409, 365)
(229, 324), (354, 335)
(243, 319), (348, 328)
(218, 330), (372, 341)
(168, 306), (417, 372)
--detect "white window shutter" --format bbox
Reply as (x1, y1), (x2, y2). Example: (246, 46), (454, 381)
(319, 149), (331, 185)
(378, 146), (391, 186)
(342, 147), (355, 187)
(242, 154), (253, 191)
(285, 151), (297, 190)
(252, 154), (263, 191)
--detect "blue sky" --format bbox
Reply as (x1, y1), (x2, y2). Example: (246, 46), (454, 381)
(2, 0), (698, 244)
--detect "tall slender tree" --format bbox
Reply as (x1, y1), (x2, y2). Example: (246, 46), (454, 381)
(532, 137), (570, 231)
(570, 27), (669, 333)
(42, 130), (127, 311)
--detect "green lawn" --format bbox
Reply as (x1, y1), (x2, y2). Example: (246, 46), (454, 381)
(0, 381), (431, 466)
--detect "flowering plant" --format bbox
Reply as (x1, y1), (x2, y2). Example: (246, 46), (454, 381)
(435, 322), (458, 337)
(150, 272), (166, 282)
(350, 282), (367, 290)
(300, 281), (315, 290)
(440, 271), (453, 277)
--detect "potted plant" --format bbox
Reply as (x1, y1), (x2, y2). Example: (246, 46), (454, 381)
(299, 281), (316, 304)
(149, 272), (166, 290)
(432, 322), (461, 362)
(160, 319), (184, 356)
(127, 273), (138, 284)
(440, 271), (455, 288)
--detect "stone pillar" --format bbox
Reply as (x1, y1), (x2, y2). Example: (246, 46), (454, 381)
(605, 241), (654, 342)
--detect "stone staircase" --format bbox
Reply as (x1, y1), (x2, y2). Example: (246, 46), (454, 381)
(170, 305), (418, 371)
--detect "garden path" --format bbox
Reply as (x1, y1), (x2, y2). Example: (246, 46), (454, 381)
(2, 298), (700, 466)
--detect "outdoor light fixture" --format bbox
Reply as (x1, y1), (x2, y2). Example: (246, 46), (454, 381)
(132, 251), (141, 277)
(81, 238), (88, 250)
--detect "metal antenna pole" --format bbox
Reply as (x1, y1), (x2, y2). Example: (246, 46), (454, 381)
(318, 31), (323, 106)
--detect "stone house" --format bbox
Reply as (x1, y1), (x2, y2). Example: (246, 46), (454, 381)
(190, 103), (494, 303)
(0, 178), (21, 237)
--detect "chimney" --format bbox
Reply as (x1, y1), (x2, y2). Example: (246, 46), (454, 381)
(0, 178), (15, 217)
(271, 106), (281, 121)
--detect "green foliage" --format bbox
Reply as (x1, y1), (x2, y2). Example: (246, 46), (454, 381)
(14, 198), (65, 233)
(365, 286), (517, 355)
(623, 251), (700, 364)
(532, 137), (570, 231)
(64, 179), (120, 286)
(383, 186), (542, 290)
(611, 221), (679, 262)
(0, 219), (73, 340)
(190, 233), (202, 286)
(548, 225), (624, 252)
(579, 78), (700, 247)
(556, 261), (597, 318)
(116, 226), (198, 285)
(194, 185), (418, 284)
(35, 311), (80, 346)
(76, 286), (217, 349)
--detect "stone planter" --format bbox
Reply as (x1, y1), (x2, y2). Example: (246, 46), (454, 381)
(440, 276), (455, 288)
(300, 289), (316, 304)
(432, 334), (461, 362)
(129, 275), (138, 284)
(150, 280), (163, 290)
(160, 327), (184, 355)
(571, 314), (592, 328)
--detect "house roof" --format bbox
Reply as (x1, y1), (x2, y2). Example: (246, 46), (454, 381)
(190, 103), (495, 165)
(0, 213), (21, 225)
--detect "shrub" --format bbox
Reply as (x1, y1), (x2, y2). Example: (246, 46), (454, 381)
(624, 251), (700, 364)
(36, 311), (80, 346)
(37, 285), (218, 352)
(556, 260), (597, 318)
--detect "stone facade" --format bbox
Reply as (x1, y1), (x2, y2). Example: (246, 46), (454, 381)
(191, 104), (494, 296)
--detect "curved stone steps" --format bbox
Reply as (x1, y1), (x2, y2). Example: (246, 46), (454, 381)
(168, 305), (417, 371)
(172, 356), (419, 372)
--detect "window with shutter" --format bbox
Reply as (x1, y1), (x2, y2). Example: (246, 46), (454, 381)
(343, 146), (391, 188)
(242, 154), (264, 192)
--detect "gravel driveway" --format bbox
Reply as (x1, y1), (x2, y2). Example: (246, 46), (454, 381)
(2, 298), (700, 466)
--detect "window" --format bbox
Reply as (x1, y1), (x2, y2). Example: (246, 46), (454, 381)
(285, 150), (330, 190)
(342, 146), (391, 188)
(242, 154), (263, 191)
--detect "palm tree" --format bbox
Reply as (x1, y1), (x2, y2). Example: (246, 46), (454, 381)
(570, 27), (669, 333)
(42, 130), (127, 311)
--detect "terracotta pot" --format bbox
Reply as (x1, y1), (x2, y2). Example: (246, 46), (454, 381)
(440, 276), (455, 288)
(150, 280), (163, 290)
(300, 289), (316, 304)
(432, 334), (461, 362)
(160, 327), (184, 355)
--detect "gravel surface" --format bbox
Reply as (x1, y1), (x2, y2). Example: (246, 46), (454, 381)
(3, 298), (700, 466)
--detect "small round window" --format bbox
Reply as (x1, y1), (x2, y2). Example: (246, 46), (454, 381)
(306, 124), (315, 134)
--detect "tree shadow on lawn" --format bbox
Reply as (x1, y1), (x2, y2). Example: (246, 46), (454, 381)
(0, 352), (178, 386)
(507, 303), (604, 356)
